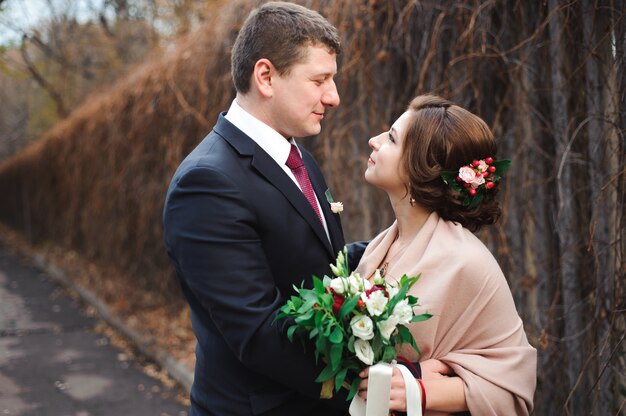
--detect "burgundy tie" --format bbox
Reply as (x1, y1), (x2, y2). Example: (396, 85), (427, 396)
(286, 144), (323, 224)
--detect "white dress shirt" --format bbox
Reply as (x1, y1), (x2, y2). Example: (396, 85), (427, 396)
(224, 100), (330, 239)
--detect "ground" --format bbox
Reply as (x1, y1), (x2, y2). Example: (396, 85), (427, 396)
(0, 224), (196, 404)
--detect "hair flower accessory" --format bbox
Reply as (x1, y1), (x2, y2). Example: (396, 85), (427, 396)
(440, 157), (511, 208)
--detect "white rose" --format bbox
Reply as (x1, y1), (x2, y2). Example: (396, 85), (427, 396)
(377, 315), (399, 340)
(477, 160), (488, 171)
(354, 339), (374, 365)
(362, 290), (388, 317)
(391, 299), (413, 325)
(330, 202), (344, 214)
(470, 174), (485, 188)
(350, 315), (374, 340)
(329, 277), (347, 294)
(458, 166), (476, 183)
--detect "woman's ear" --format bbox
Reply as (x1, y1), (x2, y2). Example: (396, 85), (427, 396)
(251, 58), (274, 98)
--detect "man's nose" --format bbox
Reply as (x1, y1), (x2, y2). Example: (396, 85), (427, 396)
(322, 81), (340, 107)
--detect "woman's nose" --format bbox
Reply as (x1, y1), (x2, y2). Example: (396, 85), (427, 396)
(368, 136), (379, 150)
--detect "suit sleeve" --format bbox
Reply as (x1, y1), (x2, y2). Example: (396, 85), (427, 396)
(163, 166), (348, 408)
(347, 241), (369, 271)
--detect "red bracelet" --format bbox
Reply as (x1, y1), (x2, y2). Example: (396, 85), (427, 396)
(417, 378), (426, 413)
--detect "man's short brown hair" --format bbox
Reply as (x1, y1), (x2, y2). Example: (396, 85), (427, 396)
(231, 2), (341, 94)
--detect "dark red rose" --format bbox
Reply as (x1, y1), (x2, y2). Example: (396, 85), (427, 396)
(332, 294), (345, 315)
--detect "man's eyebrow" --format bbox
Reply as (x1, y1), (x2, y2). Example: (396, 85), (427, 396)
(311, 72), (335, 78)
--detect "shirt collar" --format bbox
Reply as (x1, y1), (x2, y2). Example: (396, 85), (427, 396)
(224, 99), (299, 165)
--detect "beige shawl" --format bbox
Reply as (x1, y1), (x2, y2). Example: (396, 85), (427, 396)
(355, 212), (536, 415)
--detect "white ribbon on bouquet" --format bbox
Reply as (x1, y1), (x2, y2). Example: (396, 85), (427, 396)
(349, 361), (423, 416)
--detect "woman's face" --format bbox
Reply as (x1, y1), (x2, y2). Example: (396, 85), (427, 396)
(365, 110), (412, 195)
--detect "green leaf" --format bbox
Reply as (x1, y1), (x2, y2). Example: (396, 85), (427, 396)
(291, 295), (304, 308)
(371, 335), (384, 360)
(397, 325), (419, 353)
(300, 289), (318, 303)
(325, 188), (335, 203)
(440, 171), (456, 185)
(309, 327), (319, 339)
(297, 298), (317, 314)
(329, 326), (344, 343)
(315, 365), (336, 383)
(312, 276), (325, 294)
(287, 325), (298, 342)
(382, 345), (397, 362)
(386, 275), (416, 312)
(321, 293), (333, 308)
(411, 312), (432, 323)
(397, 325), (412, 343)
(347, 377), (361, 401)
(316, 334), (327, 353)
(338, 295), (360, 320)
(330, 342), (343, 370)
(295, 309), (314, 325)
(335, 367), (349, 392)
(493, 159), (511, 175)
(468, 192), (484, 209)
(324, 320), (333, 336)
(323, 275), (332, 287)
(347, 335), (356, 353)
(314, 309), (324, 327)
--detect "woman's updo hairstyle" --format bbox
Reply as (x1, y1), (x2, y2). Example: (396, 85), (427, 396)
(401, 95), (502, 232)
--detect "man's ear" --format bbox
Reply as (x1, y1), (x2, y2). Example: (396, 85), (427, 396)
(252, 58), (274, 98)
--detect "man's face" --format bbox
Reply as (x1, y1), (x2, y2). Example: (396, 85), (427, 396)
(267, 45), (340, 138)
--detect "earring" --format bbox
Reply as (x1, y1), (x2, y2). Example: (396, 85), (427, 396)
(409, 197), (416, 206)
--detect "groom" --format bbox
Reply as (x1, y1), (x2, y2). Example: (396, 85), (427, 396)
(163, 2), (356, 415)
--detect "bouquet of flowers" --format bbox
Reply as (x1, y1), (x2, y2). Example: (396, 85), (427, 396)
(277, 247), (431, 400)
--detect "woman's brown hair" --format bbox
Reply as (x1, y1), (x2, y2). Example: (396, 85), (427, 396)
(401, 95), (502, 232)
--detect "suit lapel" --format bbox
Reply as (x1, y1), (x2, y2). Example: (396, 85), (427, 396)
(303, 152), (345, 258)
(214, 115), (334, 257)
(251, 149), (334, 257)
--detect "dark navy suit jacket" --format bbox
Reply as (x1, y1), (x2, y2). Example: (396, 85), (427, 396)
(163, 114), (354, 415)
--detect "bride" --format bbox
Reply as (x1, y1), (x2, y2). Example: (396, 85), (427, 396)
(355, 95), (536, 415)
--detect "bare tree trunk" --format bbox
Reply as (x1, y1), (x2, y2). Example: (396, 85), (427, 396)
(548, 1), (586, 414)
(581, 0), (620, 413)
(610, 1), (626, 412)
(518, 33), (562, 414)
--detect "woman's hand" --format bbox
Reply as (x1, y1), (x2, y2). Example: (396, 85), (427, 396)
(356, 359), (455, 411)
(357, 366), (410, 411)
(420, 358), (454, 380)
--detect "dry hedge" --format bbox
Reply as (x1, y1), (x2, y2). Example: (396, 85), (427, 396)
(0, 1), (624, 414)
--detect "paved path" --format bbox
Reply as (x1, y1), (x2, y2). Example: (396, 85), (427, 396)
(0, 243), (190, 416)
